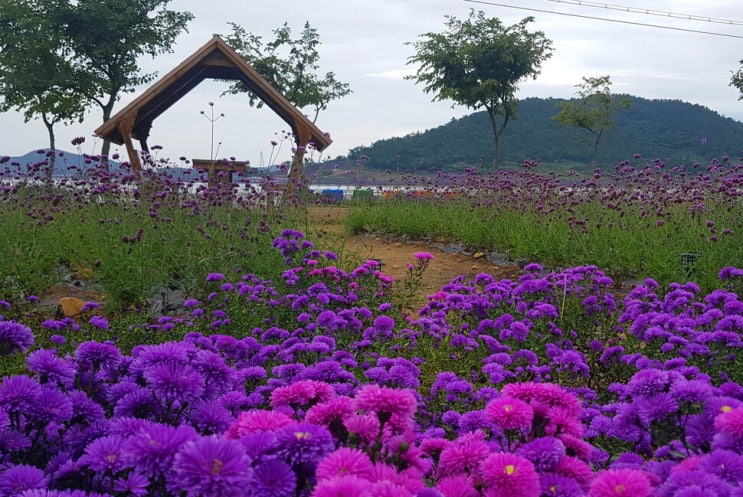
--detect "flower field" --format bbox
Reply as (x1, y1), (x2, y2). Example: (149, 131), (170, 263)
(2, 152), (743, 496)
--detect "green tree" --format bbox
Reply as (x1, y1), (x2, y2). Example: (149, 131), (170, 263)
(0, 0), (89, 176)
(62, 0), (193, 160)
(731, 60), (743, 100)
(405, 10), (553, 168)
(222, 21), (352, 124)
(553, 75), (632, 161)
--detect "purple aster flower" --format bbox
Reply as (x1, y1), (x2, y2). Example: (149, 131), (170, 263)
(28, 387), (73, 423)
(114, 471), (150, 496)
(189, 400), (234, 435)
(699, 449), (743, 483)
(316, 447), (375, 481)
(169, 436), (253, 497)
(273, 421), (335, 468)
(251, 459), (296, 497)
(435, 475), (478, 497)
(88, 315), (109, 330)
(0, 374), (41, 413)
(122, 422), (198, 478)
(626, 368), (670, 396)
(78, 434), (127, 472)
(588, 469), (653, 497)
(75, 340), (122, 371)
(0, 464), (48, 495)
(479, 452), (540, 497)
(414, 251), (434, 261)
(0, 320), (34, 355)
(26, 349), (76, 387)
(516, 436), (566, 472)
(205, 272), (225, 282)
(143, 362), (205, 404)
(540, 472), (584, 497)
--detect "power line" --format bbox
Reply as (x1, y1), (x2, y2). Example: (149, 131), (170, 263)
(548, 0), (743, 26)
(463, 0), (743, 39)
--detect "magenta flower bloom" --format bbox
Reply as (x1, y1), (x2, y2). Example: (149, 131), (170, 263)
(479, 452), (540, 497)
(0, 320), (34, 355)
(316, 448), (375, 481)
(270, 379), (335, 409)
(413, 252), (434, 261)
(588, 469), (653, 497)
(169, 436), (253, 497)
(311, 475), (372, 497)
(225, 409), (293, 438)
(435, 475), (479, 497)
(354, 384), (417, 425)
(485, 396), (534, 430)
(714, 406), (743, 438)
(438, 430), (491, 477)
(306, 395), (356, 427)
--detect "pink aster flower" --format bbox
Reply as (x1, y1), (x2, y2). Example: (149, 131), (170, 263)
(316, 448), (375, 481)
(270, 379), (335, 410)
(436, 475), (479, 497)
(225, 409), (293, 439)
(438, 430), (491, 478)
(714, 406), (743, 438)
(311, 475), (372, 497)
(306, 395), (356, 427)
(555, 456), (594, 491)
(485, 396), (534, 430)
(588, 469), (653, 497)
(413, 252), (434, 261)
(479, 452), (540, 497)
(354, 384), (417, 425)
(344, 413), (381, 444)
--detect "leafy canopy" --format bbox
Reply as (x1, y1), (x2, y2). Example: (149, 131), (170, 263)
(553, 75), (632, 161)
(222, 21), (351, 124)
(731, 60), (743, 100)
(405, 10), (553, 168)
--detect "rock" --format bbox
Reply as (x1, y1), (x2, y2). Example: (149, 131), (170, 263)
(473, 252), (485, 259)
(59, 297), (86, 317)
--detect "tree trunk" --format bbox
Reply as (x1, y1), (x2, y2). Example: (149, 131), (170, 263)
(99, 96), (117, 168)
(42, 113), (56, 182)
(487, 110), (501, 170)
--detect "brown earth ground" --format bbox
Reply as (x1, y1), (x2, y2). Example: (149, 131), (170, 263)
(306, 206), (523, 300)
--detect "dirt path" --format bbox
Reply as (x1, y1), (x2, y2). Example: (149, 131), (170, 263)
(307, 206), (523, 297)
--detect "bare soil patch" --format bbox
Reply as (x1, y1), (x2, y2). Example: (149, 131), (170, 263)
(307, 206), (523, 296)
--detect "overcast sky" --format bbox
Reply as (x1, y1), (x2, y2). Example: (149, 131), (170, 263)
(2, 0), (742, 166)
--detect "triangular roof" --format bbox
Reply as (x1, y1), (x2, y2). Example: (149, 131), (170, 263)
(95, 36), (332, 166)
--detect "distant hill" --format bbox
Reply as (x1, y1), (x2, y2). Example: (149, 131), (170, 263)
(334, 96), (743, 172)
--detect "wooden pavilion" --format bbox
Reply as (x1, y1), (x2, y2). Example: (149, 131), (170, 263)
(94, 35), (332, 188)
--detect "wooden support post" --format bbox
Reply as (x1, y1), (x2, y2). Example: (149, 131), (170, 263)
(118, 113), (142, 173)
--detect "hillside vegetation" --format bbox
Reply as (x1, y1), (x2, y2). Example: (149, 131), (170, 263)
(334, 96), (743, 172)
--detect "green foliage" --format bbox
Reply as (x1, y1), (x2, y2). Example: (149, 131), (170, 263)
(341, 96), (743, 171)
(222, 21), (352, 123)
(405, 10), (553, 168)
(553, 76), (632, 161)
(0, 0), (193, 158)
(0, 0), (88, 166)
(731, 59), (743, 99)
